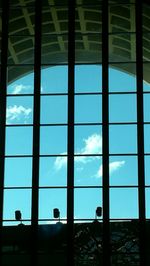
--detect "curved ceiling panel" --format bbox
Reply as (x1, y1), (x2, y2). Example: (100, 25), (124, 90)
(0, 0), (149, 83)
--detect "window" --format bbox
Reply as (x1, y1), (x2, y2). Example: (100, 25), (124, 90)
(0, 0), (149, 265)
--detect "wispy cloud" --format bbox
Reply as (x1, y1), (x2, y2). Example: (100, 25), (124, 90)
(54, 133), (125, 179)
(96, 160), (125, 178)
(10, 84), (32, 94)
(54, 133), (102, 170)
(6, 105), (32, 124)
(80, 133), (102, 155)
(54, 153), (67, 171)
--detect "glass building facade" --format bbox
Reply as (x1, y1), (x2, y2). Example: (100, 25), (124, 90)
(0, 0), (150, 265)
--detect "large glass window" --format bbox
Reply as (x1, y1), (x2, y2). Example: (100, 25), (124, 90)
(0, 1), (150, 265)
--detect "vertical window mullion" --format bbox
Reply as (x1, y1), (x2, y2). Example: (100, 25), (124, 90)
(102, 0), (111, 265)
(67, 0), (75, 265)
(31, 0), (42, 264)
(136, 1), (146, 265)
(0, 0), (9, 256)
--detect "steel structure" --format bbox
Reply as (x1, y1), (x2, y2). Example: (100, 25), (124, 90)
(0, 0), (150, 265)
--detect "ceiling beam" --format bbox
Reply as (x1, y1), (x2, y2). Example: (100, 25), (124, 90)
(48, 0), (66, 52)
(77, 0), (89, 51)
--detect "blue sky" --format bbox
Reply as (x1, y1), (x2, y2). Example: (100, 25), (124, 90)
(3, 65), (150, 225)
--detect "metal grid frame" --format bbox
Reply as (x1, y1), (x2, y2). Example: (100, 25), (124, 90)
(0, 0), (149, 265)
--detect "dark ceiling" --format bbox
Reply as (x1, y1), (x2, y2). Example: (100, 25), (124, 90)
(0, 0), (149, 83)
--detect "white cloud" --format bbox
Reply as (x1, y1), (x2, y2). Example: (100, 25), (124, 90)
(96, 160), (125, 178)
(54, 133), (102, 170)
(110, 161), (125, 174)
(11, 84), (32, 94)
(54, 155), (89, 171)
(54, 153), (67, 171)
(81, 133), (102, 155)
(54, 134), (125, 180)
(6, 105), (32, 124)
(75, 133), (102, 163)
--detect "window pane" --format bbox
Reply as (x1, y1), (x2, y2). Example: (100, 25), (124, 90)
(110, 188), (138, 219)
(41, 35), (68, 65)
(40, 126), (67, 155)
(75, 95), (102, 123)
(145, 156), (150, 185)
(146, 188), (150, 219)
(111, 254), (140, 266)
(9, 0), (36, 6)
(77, 0), (102, 5)
(5, 126), (33, 156)
(109, 64), (136, 92)
(42, 6), (68, 35)
(4, 158), (32, 187)
(75, 65), (102, 93)
(74, 222), (103, 266)
(7, 66), (34, 93)
(143, 80), (150, 92)
(110, 221), (140, 265)
(109, 156), (138, 186)
(74, 156), (102, 186)
(8, 8), (35, 36)
(143, 63), (150, 89)
(143, 3), (150, 32)
(39, 157), (67, 187)
(144, 93), (150, 122)
(143, 33), (150, 62)
(0, 25), (1, 63)
(75, 125), (102, 155)
(40, 96), (67, 124)
(3, 189), (31, 223)
(109, 94), (137, 123)
(39, 188), (67, 221)
(109, 0), (135, 3)
(110, 221), (139, 252)
(75, 5), (102, 32)
(2, 255), (31, 266)
(41, 66), (68, 93)
(144, 125), (150, 153)
(74, 188), (102, 220)
(75, 34), (102, 64)
(109, 4), (135, 33)
(109, 125), (137, 154)
(8, 36), (34, 65)
(109, 34), (136, 63)
(6, 96), (33, 125)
